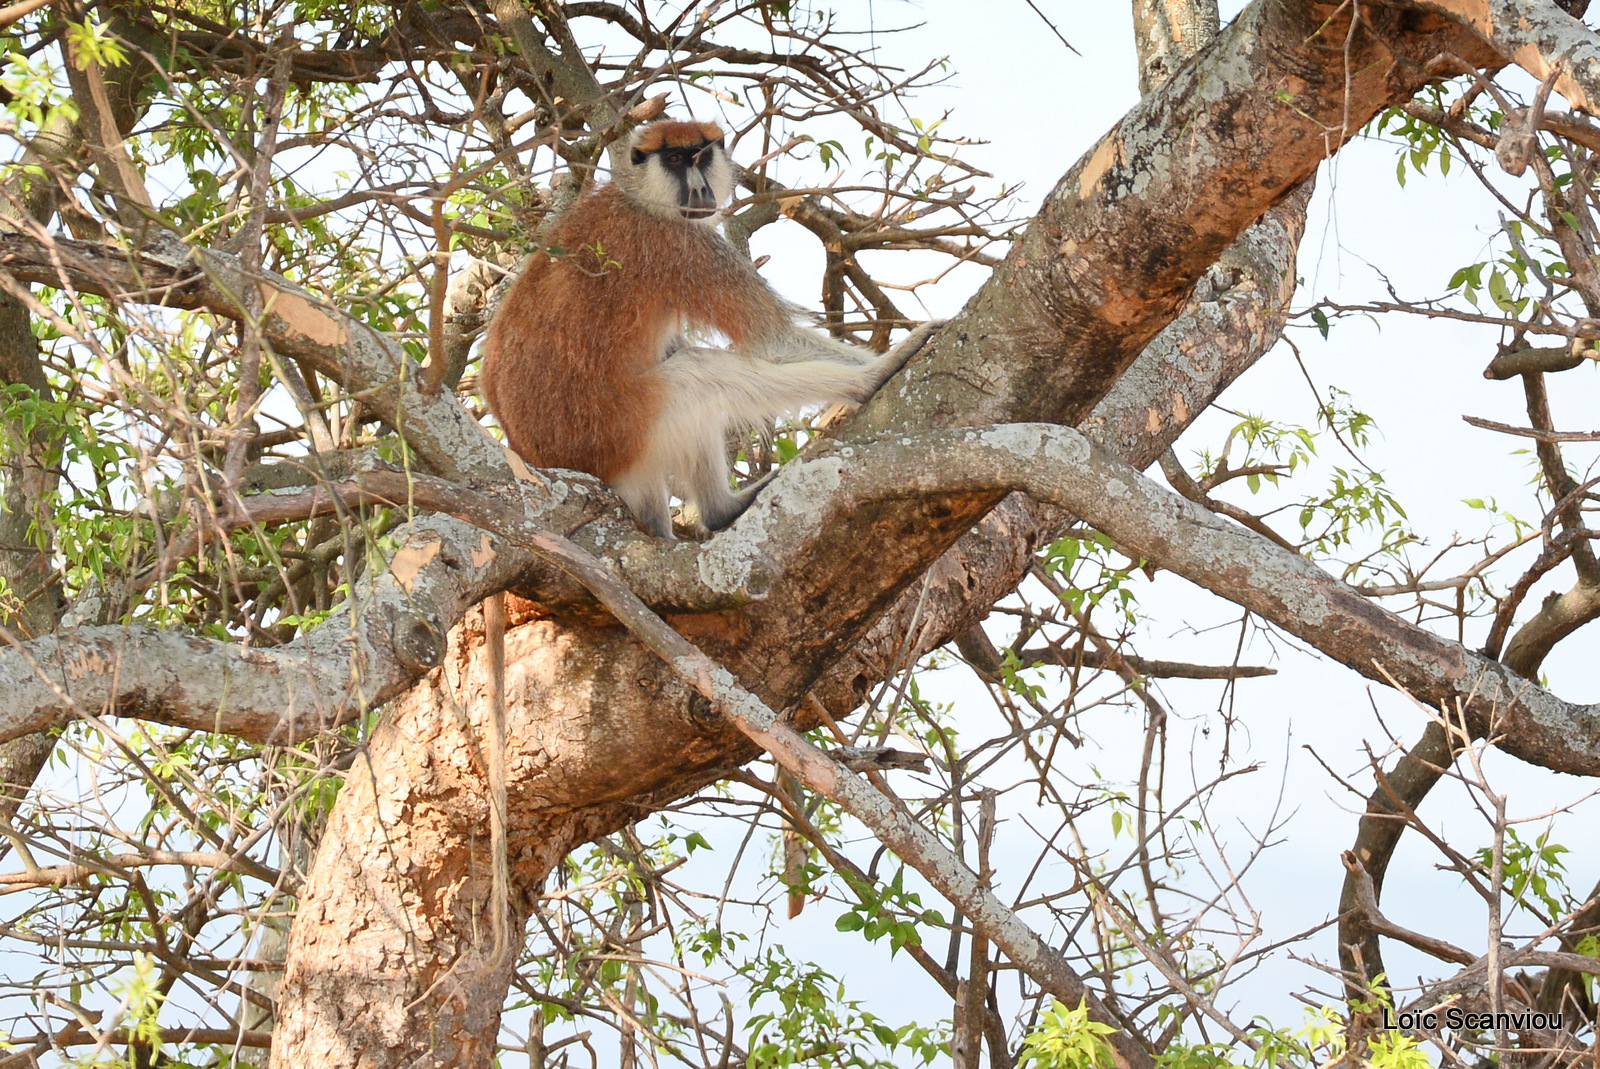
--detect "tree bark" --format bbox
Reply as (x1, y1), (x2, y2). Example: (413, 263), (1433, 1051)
(274, 603), (722, 1065)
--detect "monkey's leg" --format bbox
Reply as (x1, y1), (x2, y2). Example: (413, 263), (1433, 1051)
(647, 338), (944, 532)
(681, 430), (779, 532)
(644, 347), (876, 532)
(610, 471), (674, 538)
(680, 438), (744, 532)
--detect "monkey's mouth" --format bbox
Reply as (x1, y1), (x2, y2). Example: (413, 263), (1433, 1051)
(680, 207), (718, 220)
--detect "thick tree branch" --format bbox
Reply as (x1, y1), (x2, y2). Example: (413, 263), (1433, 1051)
(808, 182), (1317, 713)
(0, 462), (773, 746)
(17, 417), (1588, 777)
(712, 425), (1600, 775)
(0, 509), (523, 744)
(1132, 0), (1219, 95)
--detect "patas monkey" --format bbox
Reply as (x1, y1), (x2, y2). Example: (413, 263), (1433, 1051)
(481, 119), (938, 537)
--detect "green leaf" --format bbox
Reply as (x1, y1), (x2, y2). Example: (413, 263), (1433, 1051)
(1018, 999), (1119, 1069)
(1488, 268), (1518, 313)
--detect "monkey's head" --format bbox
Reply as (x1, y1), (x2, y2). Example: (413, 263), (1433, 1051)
(623, 120), (734, 223)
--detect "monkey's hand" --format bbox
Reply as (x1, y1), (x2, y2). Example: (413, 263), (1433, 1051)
(866, 318), (948, 394)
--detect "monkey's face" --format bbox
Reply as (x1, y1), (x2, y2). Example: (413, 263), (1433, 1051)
(627, 121), (735, 223)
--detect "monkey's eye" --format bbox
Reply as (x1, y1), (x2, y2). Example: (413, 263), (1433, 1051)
(666, 152), (685, 166)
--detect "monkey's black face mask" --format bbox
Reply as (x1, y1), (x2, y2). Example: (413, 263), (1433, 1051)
(632, 141), (728, 220)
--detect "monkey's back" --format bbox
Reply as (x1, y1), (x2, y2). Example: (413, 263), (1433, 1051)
(482, 185), (778, 483)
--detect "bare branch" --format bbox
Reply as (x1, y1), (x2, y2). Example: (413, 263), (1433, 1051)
(1464, 414), (1600, 441)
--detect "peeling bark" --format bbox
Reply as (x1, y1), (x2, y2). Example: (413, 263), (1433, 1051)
(1403, 0), (1600, 112)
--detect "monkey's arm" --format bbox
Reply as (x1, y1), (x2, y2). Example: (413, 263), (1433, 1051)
(682, 229), (943, 377)
(741, 310), (879, 366)
(741, 311), (949, 376)
(868, 318), (946, 387)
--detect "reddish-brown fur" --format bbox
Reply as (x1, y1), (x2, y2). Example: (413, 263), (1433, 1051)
(481, 167), (786, 484)
(632, 121), (724, 153)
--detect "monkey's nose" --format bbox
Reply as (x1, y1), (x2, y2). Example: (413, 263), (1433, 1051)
(682, 189), (719, 218)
